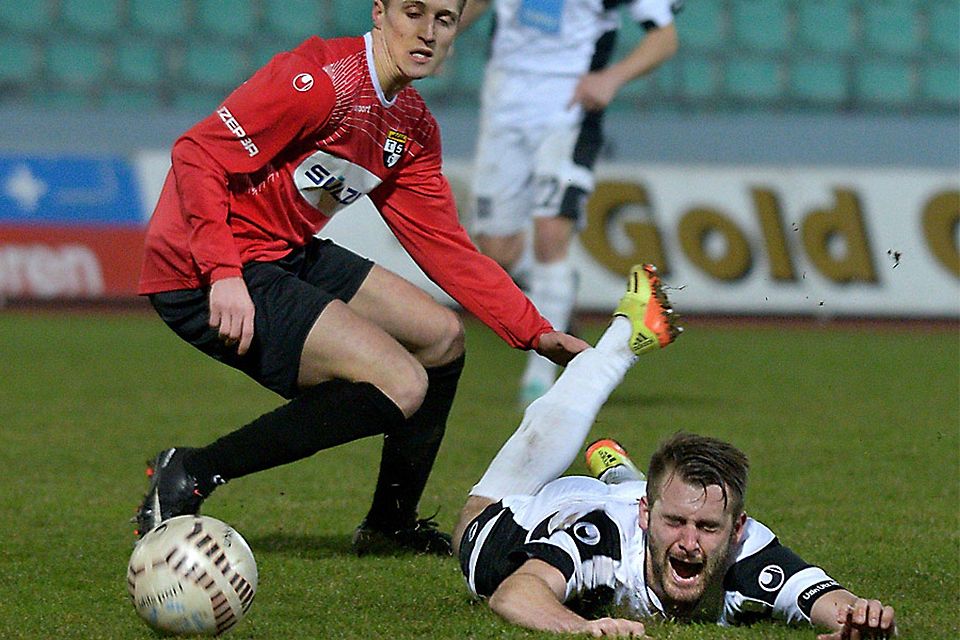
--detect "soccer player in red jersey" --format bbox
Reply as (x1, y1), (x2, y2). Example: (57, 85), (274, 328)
(135, 0), (589, 555)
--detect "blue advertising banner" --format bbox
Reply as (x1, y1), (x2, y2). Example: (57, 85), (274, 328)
(0, 155), (144, 226)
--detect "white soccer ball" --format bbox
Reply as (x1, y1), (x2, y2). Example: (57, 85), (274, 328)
(126, 515), (258, 636)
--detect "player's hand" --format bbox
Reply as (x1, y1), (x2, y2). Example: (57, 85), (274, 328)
(569, 70), (621, 112)
(208, 276), (255, 356)
(535, 331), (589, 366)
(816, 599), (897, 640)
(577, 617), (647, 637)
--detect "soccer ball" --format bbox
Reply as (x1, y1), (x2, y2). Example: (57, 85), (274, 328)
(126, 515), (258, 636)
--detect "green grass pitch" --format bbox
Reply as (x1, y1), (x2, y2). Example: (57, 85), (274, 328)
(0, 311), (956, 639)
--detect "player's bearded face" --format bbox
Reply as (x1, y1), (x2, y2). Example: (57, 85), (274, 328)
(373, 0), (460, 82)
(640, 476), (745, 613)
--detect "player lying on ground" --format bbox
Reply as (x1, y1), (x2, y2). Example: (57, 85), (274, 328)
(452, 265), (897, 638)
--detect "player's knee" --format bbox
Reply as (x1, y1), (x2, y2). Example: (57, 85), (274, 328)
(385, 359), (429, 418)
(420, 306), (465, 368)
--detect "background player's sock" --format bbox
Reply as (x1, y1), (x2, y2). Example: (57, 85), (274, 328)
(183, 379), (404, 492)
(521, 259), (577, 402)
(363, 354), (465, 530)
(471, 317), (637, 498)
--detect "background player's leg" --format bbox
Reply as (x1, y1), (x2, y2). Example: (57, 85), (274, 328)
(520, 215), (577, 406)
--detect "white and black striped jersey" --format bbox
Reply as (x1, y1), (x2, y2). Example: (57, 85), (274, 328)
(459, 476), (845, 626)
(485, 0), (682, 76)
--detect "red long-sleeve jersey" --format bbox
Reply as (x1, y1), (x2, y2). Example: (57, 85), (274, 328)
(139, 34), (551, 350)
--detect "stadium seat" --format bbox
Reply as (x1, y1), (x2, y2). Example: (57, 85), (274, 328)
(862, 1), (922, 56)
(675, 0), (725, 50)
(929, 1), (960, 55)
(677, 56), (721, 99)
(795, 0), (856, 55)
(790, 59), (848, 104)
(129, 0), (190, 38)
(725, 57), (783, 101)
(921, 62), (960, 106)
(196, 0), (257, 40)
(103, 88), (162, 111)
(331, 1), (373, 37)
(61, 0), (121, 36)
(31, 86), (95, 110)
(114, 41), (165, 86)
(0, 37), (39, 83)
(47, 40), (107, 86)
(173, 90), (223, 116)
(856, 60), (915, 105)
(182, 42), (250, 92)
(0, 0), (55, 34)
(452, 46), (488, 96)
(730, 0), (791, 53)
(264, 0), (328, 41)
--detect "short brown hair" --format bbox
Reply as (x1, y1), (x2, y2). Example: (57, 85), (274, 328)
(646, 432), (750, 516)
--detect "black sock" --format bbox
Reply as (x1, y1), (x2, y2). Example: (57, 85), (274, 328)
(364, 354), (465, 531)
(184, 379), (405, 491)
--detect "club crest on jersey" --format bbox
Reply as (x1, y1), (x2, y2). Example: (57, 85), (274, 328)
(383, 130), (407, 168)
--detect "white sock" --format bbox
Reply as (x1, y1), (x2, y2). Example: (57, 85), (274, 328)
(471, 316), (638, 498)
(521, 259), (577, 390)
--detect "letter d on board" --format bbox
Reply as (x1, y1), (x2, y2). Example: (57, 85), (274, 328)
(801, 189), (877, 283)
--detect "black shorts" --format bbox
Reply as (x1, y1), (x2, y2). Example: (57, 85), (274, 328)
(149, 238), (374, 399)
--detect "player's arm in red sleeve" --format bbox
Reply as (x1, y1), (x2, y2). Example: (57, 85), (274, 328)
(371, 135), (586, 358)
(170, 49), (337, 284)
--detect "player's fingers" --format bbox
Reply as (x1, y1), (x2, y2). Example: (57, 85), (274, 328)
(237, 311), (255, 355)
(208, 306), (222, 329)
(880, 605), (896, 632)
(864, 599), (884, 628)
(852, 598), (869, 625)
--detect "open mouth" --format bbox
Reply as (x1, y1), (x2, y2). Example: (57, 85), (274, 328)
(669, 557), (704, 581)
(410, 49), (433, 62)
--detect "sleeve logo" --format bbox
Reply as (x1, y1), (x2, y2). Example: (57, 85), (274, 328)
(758, 564), (785, 592)
(572, 522), (601, 546)
(293, 73), (314, 92)
(383, 130), (408, 168)
(217, 106), (259, 157)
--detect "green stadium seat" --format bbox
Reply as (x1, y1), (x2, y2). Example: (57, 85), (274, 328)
(452, 46), (487, 96)
(264, 0), (328, 41)
(725, 58), (783, 101)
(196, 0), (257, 40)
(173, 90), (223, 116)
(790, 60), (848, 104)
(675, 0), (725, 50)
(331, 2), (373, 37)
(862, 1), (922, 56)
(129, 0), (190, 38)
(0, 37), (39, 83)
(31, 87), (95, 110)
(856, 60), (915, 105)
(677, 56), (721, 99)
(730, 0), (791, 53)
(47, 40), (107, 85)
(61, 0), (121, 36)
(114, 41), (165, 86)
(929, 1), (960, 55)
(182, 42), (250, 92)
(921, 62), (960, 105)
(103, 88), (162, 111)
(0, 0), (56, 34)
(414, 66), (457, 105)
(796, 0), (856, 55)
